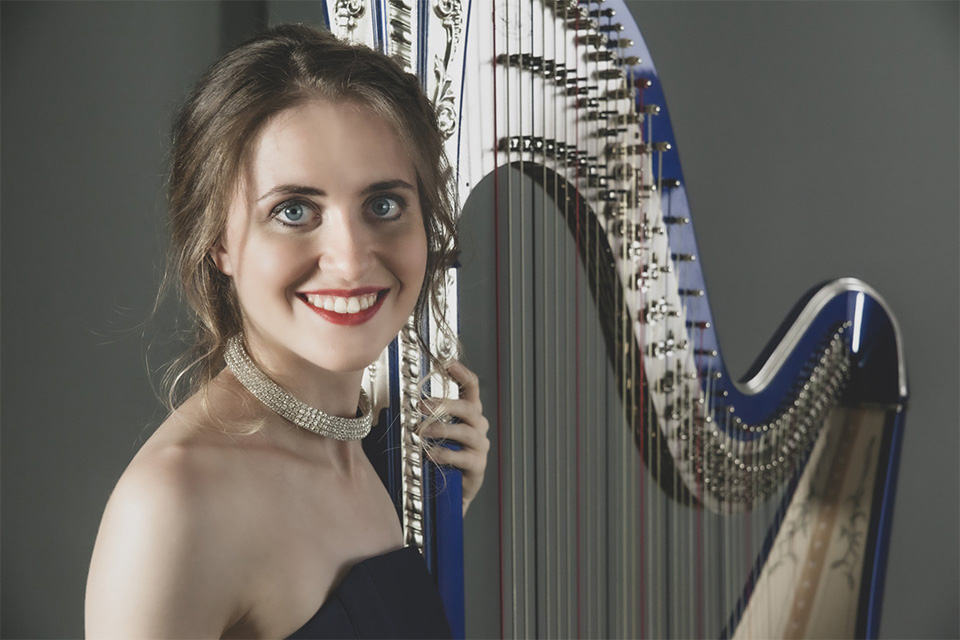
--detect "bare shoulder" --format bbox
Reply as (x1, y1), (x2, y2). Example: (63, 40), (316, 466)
(85, 431), (256, 638)
(85, 374), (405, 638)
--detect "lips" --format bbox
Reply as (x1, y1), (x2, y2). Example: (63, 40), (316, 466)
(296, 288), (390, 326)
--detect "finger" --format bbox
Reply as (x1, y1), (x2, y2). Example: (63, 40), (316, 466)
(445, 360), (480, 404)
(427, 444), (486, 473)
(419, 420), (489, 451)
(420, 397), (482, 426)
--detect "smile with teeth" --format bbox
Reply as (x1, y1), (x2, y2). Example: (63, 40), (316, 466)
(302, 292), (380, 314)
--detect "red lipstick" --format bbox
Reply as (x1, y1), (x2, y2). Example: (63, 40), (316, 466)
(296, 288), (389, 326)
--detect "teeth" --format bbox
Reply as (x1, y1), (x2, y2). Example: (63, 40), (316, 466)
(304, 292), (381, 314)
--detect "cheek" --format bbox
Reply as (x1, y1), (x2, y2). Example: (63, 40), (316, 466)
(234, 237), (314, 297)
(410, 230), (429, 288)
(386, 227), (428, 297)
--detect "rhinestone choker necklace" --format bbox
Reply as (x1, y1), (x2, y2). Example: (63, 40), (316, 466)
(224, 334), (372, 441)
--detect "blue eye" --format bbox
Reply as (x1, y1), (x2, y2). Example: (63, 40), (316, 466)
(274, 201), (310, 225)
(369, 196), (402, 220)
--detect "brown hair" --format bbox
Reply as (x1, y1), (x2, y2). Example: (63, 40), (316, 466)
(158, 24), (459, 422)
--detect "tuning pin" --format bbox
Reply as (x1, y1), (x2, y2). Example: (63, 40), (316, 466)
(566, 85), (591, 96)
(595, 68), (624, 80)
(604, 87), (634, 100)
(568, 18), (599, 31)
(597, 126), (628, 136)
(586, 49), (616, 62)
(497, 137), (521, 152)
(578, 34), (607, 47)
(588, 173), (609, 188)
(600, 189), (628, 201)
(613, 163), (635, 180)
(599, 23), (625, 33)
(589, 7), (615, 17)
(585, 109), (619, 120)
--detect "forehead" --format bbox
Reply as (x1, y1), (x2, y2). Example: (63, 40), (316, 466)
(244, 99), (416, 195)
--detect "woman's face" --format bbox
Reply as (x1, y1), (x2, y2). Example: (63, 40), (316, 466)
(213, 99), (428, 374)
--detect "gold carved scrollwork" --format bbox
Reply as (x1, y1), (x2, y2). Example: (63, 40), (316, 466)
(335, 0), (366, 35)
(432, 0), (463, 139)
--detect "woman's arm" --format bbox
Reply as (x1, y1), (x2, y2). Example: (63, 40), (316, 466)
(85, 448), (247, 639)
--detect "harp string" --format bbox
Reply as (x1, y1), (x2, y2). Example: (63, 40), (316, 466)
(505, 0), (519, 633)
(624, 112), (630, 638)
(629, 58), (639, 640)
(559, 3), (569, 637)
(470, 8), (886, 638)
(695, 312), (706, 638)
(586, 9), (597, 639)
(650, 99), (664, 640)
(637, 67), (649, 640)
(490, 0), (506, 636)
(568, 6), (581, 638)
(538, 0), (552, 635)
(634, 76), (644, 636)
(674, 148), (687, 639)
(635, 69), (644, 638)
(632, 61), (642, 640)
(562, 2), (572, 635)
(516, 0), (530, 635)
(629, 92), (636, 637)
(587, 43), (607, 637)
(558, 2), (568, 636)
(544, 0), (554, 634)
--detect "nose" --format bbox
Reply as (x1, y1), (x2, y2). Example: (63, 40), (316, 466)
(316, 208), (376, 281)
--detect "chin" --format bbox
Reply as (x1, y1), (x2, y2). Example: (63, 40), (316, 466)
(312, 343), (387, 373)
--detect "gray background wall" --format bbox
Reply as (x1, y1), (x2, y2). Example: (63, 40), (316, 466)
(1, 1), (956, 638)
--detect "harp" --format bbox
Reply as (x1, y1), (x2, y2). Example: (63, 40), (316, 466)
(327, 1), (909, 638)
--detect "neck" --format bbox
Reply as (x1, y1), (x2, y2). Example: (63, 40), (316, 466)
(213, 366), (369, 477)
(242, 331), (365, 418)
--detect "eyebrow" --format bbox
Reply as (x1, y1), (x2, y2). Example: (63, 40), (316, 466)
(257, 179), (416, 202)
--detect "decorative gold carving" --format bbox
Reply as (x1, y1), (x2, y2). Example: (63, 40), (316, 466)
(399, 318), (425, 551)
(335, 0), (366, 35)
(388, 0), (414, 71)
(432, 0), (463, 139)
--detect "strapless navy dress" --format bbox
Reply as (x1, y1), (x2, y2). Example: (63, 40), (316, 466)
(285, 545), (452, 639)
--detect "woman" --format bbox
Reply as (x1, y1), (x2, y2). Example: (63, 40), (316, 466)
(85, 24), (489, 638)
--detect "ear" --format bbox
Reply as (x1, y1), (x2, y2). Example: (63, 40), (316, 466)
(210, 240), (234, 276)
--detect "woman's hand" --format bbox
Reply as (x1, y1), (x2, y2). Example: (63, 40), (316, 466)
(419, 361), (490, 517)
